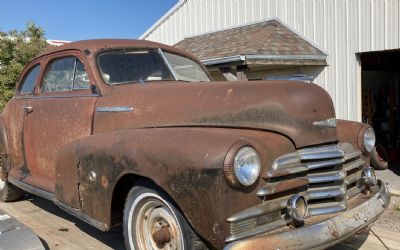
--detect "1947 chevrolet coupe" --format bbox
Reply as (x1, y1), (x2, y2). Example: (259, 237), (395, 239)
(0, 39), (390, 250)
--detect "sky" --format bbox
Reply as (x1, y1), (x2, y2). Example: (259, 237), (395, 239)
(0, 0), (178, 41)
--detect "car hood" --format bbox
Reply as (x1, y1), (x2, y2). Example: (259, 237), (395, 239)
(94, 80), (338, 148)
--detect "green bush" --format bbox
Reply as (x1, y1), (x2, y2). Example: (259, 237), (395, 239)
(0, 22), (48, 110)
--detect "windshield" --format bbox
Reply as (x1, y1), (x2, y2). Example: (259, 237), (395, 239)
(98, 49), (211, 85)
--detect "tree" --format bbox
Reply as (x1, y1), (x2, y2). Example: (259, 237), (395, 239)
(0, 22), (48, 110)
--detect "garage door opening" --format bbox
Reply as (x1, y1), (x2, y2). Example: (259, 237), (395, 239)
(360, 50), (400, 165)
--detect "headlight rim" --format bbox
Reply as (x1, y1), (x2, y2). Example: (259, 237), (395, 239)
(358, 125), (376, 153)
(223, 140), (261, 189)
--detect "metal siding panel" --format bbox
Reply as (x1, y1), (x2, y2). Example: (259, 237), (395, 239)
(142, 0), (400, 121)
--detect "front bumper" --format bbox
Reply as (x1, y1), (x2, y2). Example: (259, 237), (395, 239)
(224, 180), (390, 250)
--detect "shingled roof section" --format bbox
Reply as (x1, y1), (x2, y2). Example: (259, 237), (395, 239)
(174, 19), (327, 66)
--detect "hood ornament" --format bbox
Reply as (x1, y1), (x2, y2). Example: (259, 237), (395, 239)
(313, 118), (336, 128)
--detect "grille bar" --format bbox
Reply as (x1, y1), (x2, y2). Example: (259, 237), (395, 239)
(256, 178), (309, 197)
(306, 185), (346, 200)
(307, 169), (346, 184)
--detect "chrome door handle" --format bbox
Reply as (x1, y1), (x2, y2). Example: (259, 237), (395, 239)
(24, 106), (33, 113)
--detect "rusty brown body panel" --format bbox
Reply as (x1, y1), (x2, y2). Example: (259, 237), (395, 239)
(22, 95), (96, 192)
(93, 81), (337, 149)
(336, 119), (366, 150)
(2, 98), (27, 182)
(55, 127), (295, 248)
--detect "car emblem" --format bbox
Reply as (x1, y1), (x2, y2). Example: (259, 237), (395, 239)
(313, 118), (336, 128)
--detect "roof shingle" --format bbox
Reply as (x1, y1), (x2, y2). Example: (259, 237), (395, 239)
(174, 19), (326, 64)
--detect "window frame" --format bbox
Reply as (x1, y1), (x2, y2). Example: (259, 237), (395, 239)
(17, 63), (41, 96)
(40, 56), (90, 93)
(96, 48), (213, 86)
(36, 50), (96, 96)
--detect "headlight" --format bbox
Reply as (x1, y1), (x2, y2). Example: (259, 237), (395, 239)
(364, 127), (376, 153)
(224, 142), (262, 188)
(233, 146), (261, 186)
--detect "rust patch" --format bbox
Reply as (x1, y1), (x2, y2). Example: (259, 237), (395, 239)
(101, 175), (109, 188)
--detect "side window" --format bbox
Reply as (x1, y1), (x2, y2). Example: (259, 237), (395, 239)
(18, 64), (40, 95)
(41, 56), (90, 93)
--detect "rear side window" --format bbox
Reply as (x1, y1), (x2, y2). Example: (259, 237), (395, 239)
(41, 56), (90, 93)
(19, 64), (40, 95)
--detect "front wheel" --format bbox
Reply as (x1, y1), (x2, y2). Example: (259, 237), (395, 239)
(123, 185), (208, 250)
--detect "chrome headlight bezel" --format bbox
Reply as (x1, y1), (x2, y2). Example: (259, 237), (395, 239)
(363, 127), (376, 153)
(224, 141), (262, 188)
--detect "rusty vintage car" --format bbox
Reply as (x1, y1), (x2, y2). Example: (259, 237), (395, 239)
(0, 39), (390, 249)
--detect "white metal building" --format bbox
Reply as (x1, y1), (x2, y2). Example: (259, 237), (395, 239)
(140, 0), (400, 123)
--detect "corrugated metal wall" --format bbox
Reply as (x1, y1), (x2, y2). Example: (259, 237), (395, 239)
(142, 0), (400, 121)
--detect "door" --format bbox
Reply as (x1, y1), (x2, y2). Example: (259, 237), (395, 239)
(3, 64), (41, 179)
(22, 55), (97, 193)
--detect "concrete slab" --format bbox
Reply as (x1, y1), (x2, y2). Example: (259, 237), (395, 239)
(376, 164), (400, 193)
(0, 196), (124, 250)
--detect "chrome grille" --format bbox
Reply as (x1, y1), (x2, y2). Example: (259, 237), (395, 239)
(226, 143), (366, 243)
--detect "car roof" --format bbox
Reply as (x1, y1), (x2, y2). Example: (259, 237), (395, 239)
(37, 39), (198, 61)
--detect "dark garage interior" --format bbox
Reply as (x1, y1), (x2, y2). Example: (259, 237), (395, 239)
(361, 50), (400, 164)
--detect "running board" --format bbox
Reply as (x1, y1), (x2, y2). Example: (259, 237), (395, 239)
(8, 177), (54, 201)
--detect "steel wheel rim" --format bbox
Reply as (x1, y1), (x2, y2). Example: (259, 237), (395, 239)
(128, 193), (184, 250)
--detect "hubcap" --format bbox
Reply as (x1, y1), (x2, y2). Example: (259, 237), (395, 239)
(131, 196), (183, 250)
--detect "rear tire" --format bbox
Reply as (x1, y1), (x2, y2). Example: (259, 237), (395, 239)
(0, 158), (23, 202)
(0, 178), (22, 202)
(123, 185), (208, 250)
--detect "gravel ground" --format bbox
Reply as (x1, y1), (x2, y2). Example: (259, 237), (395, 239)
(373, 195), (400, 232)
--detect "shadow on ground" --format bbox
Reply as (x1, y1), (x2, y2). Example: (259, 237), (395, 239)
(388, 162), (400, 176)
(26, 195), (125, 250)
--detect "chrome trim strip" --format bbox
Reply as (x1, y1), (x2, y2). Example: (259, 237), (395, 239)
(225, 215), (289, 243)
(344, 150), (362, 161)
(227, 194), (296, 222)
(14, 94), (99, 99)
(158, 48), (179, 80)
(306, 170), (346, 184)
(306, 158), (345, 170)
(307, 186), (346, 200)
(96, 106), (134, 112)
(345, 159), (365, 171)
(272, 144), (344, 169)
(345, 170), (363, 185)
(347, 185), (365, 200)
(312, 118), (337, 128)
(8, 177), (54, 201)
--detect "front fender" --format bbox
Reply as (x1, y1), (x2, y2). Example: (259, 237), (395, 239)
(336, 119), (369, 152)
(55, 127), (295, 248)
